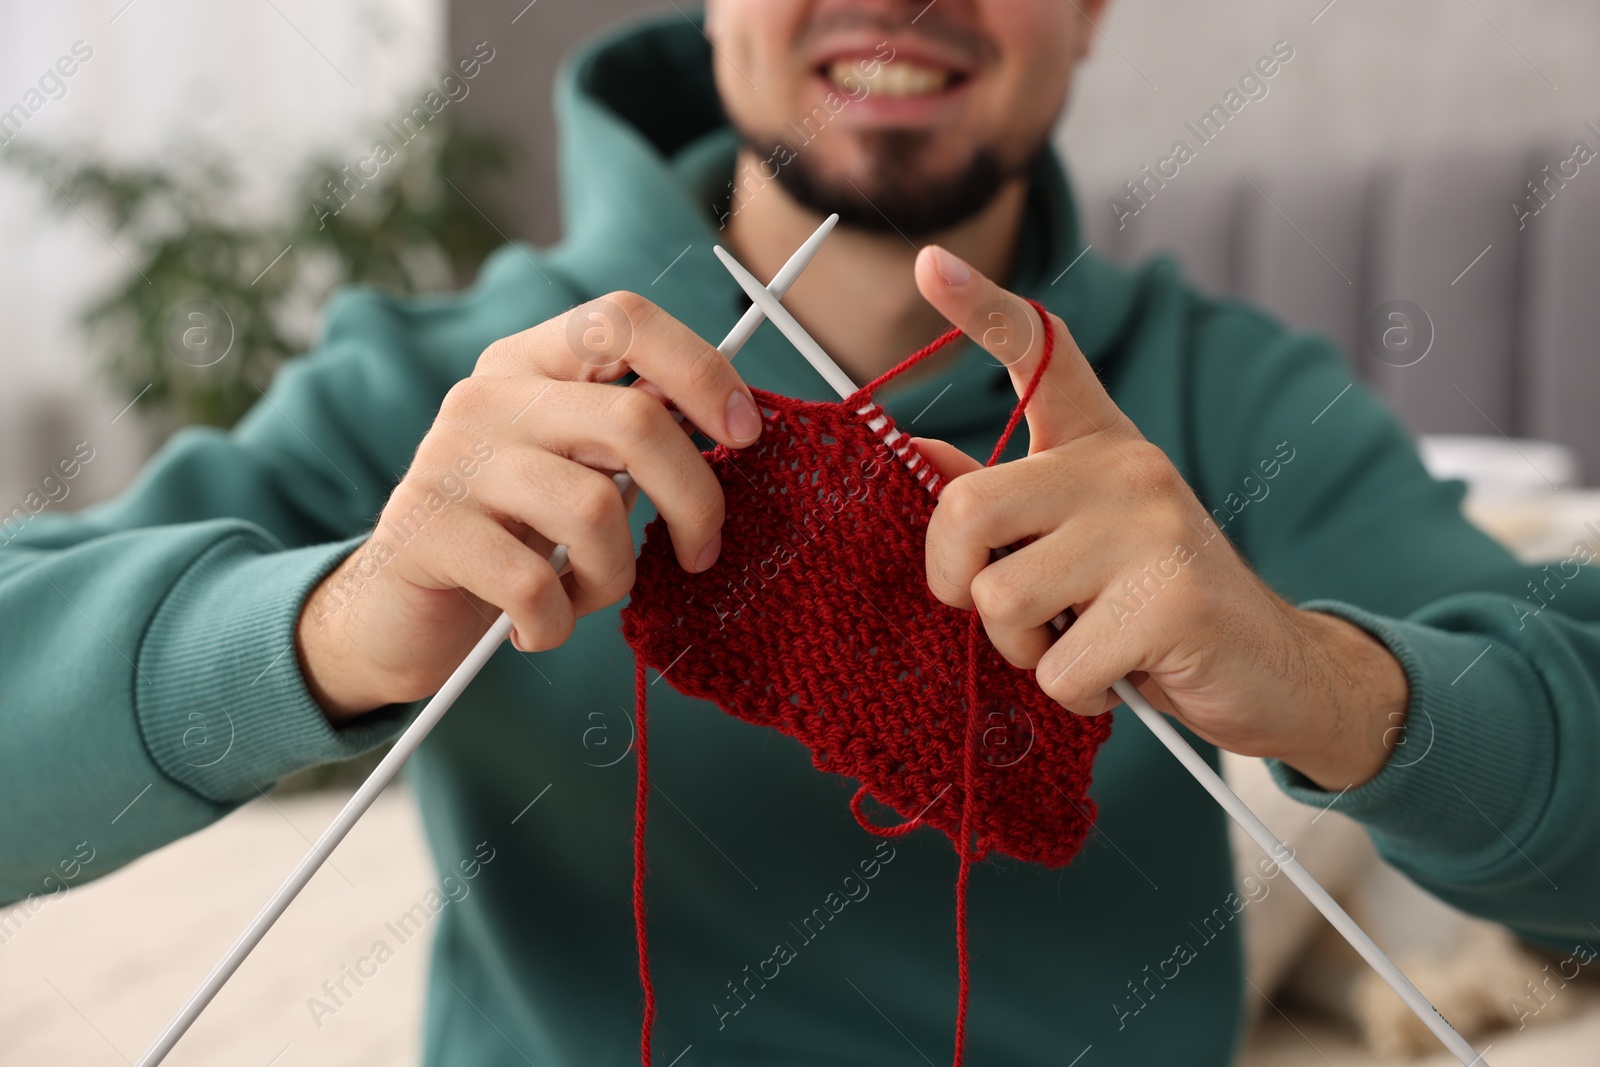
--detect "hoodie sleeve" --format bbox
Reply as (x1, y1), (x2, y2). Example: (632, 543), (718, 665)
(0, 262), (548, 906)
(1179, 293), (1600, 950)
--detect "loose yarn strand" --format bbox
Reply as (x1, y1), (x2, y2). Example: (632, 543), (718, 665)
(953, 846), (974, 1065)
(986, 301), (1056, 466)
(952, 610), (984, 1066)
(634, 658), (655, 1067)
(952, 298), (1054, 1065)
(847, 326), (966, 407)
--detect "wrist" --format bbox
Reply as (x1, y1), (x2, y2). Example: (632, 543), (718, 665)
(295, 556), (394, 723)
(1277, 609), (1410, 792)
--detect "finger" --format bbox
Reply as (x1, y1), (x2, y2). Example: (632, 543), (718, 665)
(507, 379), (726, 572)
(1033, 600), (1142, 717)
(913, 245), (1133, 452)
(925, 453), (1096, 608)
(483, 292), (763, 448)
(1126, 672), (1178, 717)
(908, 436), (981, 482)
(466, 450), (639, 614)
(967, 527), (1118, 670)
(429, 515), (576, 652)
(629, 378), (705, 437)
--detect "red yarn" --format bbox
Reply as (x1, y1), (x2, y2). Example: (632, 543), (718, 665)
(621, 299), (1110, 1065)
(632, 657), (655, 1065)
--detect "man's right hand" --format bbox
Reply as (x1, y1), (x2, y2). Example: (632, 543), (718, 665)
(295, 293), (764, 720)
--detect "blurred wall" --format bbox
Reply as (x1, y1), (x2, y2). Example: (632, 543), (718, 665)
(447, 0), (1599, 243)
(1058, 0), (1595, 190)
(0, 0), (443, 505)
(4, 0), (1598, 506)
(447, 0), (672, 246)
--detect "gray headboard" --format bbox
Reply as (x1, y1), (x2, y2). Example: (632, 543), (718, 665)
(1080, 147), (1600, 484)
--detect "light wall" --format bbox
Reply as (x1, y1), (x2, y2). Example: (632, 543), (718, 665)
(4, 0), (1597, 505)
(0, 0), (442, 503)
(1058, 0), (1598, 205)
(444, 0), (1600, 247)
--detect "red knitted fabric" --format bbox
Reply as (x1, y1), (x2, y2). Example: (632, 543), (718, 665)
(620, 302), (1112, 1064)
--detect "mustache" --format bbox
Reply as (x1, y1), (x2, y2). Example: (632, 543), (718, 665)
(794, 8), (998, 68)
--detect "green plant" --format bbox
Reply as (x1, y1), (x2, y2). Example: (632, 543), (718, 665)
(4, 120), (512, 430)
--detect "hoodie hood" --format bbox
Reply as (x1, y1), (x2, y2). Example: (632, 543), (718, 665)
(543, 13), (1140, 452)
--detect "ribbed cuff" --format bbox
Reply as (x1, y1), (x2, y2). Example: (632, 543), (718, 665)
(1268, 599), (1557, 883)
(135, 533), (413, 803)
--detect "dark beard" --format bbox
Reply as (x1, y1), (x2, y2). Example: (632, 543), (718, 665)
(738, 128), (1044, 240)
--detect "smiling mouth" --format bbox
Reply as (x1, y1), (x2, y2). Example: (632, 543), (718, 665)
(822, 57), (969, 99)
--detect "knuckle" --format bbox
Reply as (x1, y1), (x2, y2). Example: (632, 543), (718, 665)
(600, 290), (656, 332)
(677, 476), (725, 534)
(588, 292), (656, 355)
(531, 601), (578, 648)
(1152, 506), (1195, 548)
(1039, 646), (1089, 707)
(971, 567), (1028, 624)
(997, 642), (1041, 672)
(569, 474), (625, 532)
(1126, 441), (1179, 493)
(607, 387), (667, 447)
(517, 611), (574, 653)
(681, 342), (728, 394)
(505, 564), (556, 614)
(563, 292), (654, 373)
(1041, 672), (1087, 711)
(1037, 668), (1070, 707)
(440, 376), (486, 420)
(593, 553), (637, 604)
(936, 476), (991, 533)
(967, 297), (1035, 364)
(472, 335), (516, 375)
(1045, 312), (1071, 351)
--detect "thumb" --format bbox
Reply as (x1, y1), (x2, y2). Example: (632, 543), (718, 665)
(914, 244), (1132, 452)
(909, 436), (982, 483)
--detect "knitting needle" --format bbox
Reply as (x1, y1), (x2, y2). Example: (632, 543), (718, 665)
(132, 215), (839, 1067)
(712, 244), (1490, 1067)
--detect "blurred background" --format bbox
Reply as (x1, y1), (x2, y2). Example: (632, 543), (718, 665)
(3, 1), (1599, 1065)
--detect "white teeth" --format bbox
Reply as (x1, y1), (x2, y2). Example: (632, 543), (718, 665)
(827, 58), (952, 99)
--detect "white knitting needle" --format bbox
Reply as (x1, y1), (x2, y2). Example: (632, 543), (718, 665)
(713, 243), (1489, 1067)
(132, 215), (839, 1067)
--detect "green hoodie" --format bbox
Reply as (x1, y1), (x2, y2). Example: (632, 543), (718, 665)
(4, 15), (1597, 1067)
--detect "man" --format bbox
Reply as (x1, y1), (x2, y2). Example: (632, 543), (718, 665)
(3, 2), (1597, 1064)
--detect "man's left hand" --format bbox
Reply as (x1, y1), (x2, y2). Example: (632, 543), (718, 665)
(911, 245), (1409, 792)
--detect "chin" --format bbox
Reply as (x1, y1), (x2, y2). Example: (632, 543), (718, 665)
(732, 84), (1043, 237)
(777, 142), (1016, 238)
(809, 144), (951, 192)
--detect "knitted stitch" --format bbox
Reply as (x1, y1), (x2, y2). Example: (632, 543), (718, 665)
(620, 301), (1111, 1064)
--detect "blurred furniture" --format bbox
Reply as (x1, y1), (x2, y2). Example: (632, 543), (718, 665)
(1225, 480), (1600, 1064)
(0, 787), (433, 1067)
(1081, 150), (1600, 484)
(8, 774), (1598, 1066)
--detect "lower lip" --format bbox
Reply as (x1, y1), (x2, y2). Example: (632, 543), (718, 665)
(807, 71), (971, 128)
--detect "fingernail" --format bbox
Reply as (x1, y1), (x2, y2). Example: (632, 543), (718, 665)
(931, 245), (971, 287)
(694, 530), (722, 572)
(725, 390), (762, 444)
